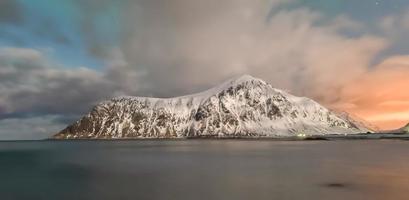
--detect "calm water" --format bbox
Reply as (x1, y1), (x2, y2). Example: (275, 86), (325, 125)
(0, 140), (409, 200)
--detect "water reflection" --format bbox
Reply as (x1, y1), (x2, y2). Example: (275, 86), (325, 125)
(0, 140), (408, 200)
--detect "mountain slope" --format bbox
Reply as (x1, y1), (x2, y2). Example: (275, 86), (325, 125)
(333, 111), (380, 133)
(54, 75), (372, 139)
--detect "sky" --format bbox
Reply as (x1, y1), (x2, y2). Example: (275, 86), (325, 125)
(1, 0), (409, 139)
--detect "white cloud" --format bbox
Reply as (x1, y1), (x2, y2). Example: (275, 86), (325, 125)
(111, 1), (387, 103)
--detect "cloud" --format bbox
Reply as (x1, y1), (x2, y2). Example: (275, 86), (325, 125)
(380, 9), (409, 35)
(101, 0), (387, 103)
(0, 46), (146, 139)
(0, 0), (23, 25)
(0, 47), (114, 115)
(34, 0), (388, 103)
(0, 47), (147, 116)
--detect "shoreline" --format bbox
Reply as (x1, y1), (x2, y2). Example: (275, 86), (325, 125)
(1, 133), (408, 142)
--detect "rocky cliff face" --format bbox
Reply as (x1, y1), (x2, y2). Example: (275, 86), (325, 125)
(54, 75), (373, 139)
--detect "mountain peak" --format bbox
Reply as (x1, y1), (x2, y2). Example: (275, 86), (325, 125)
(209, 74), (267, 93)
(228, 74), (266, 85)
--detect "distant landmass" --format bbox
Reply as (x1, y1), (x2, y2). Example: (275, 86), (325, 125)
(53, 75), (374, 139)
(400, 123), (409, 134)
(383, 123), (409, 134)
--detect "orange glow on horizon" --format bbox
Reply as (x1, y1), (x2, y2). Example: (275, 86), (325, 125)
(329, 56), (409, 130)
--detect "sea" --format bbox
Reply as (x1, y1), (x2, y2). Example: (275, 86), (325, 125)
(0, 139), (408, 200)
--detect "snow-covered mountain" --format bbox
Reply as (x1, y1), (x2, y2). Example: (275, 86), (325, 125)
(53, 75), (373, 139)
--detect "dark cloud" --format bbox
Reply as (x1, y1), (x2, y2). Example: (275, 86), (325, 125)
(0, 0), (23, 25)
(0, 48), (115, 116)
(0, 47), (145, 120)
(0, 47), (144, 140)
